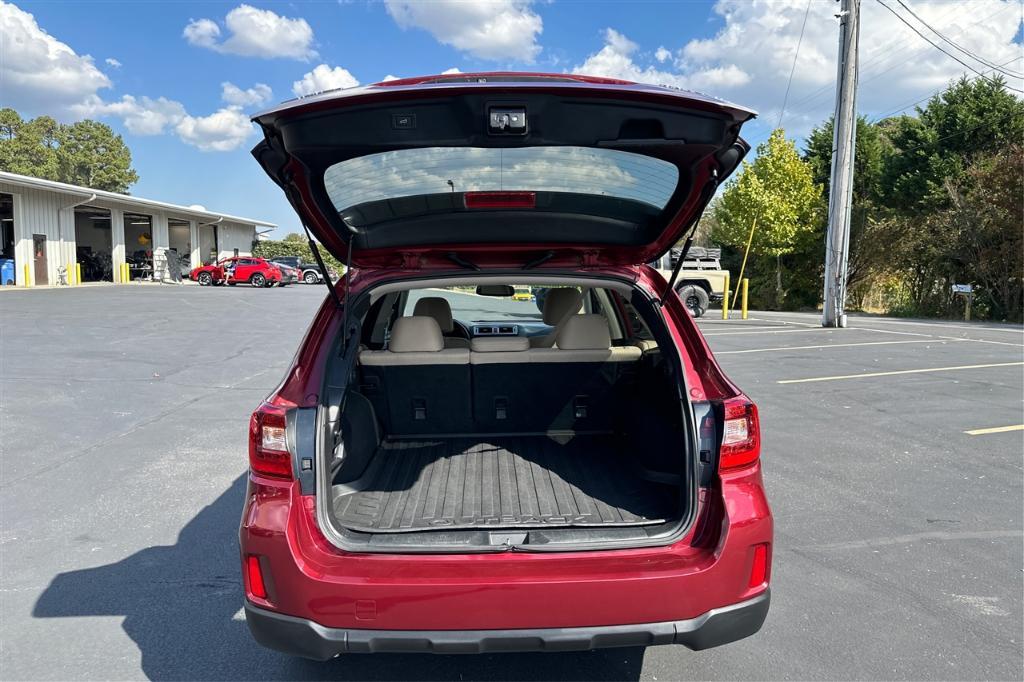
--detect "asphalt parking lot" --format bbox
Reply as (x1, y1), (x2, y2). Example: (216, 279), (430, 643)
(1, 285), (1021, 681)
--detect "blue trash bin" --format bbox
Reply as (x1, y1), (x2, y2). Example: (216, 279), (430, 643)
(0, 257), (14, 286)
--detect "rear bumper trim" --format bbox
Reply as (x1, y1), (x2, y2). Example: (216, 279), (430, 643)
(244, 589), (769, 659)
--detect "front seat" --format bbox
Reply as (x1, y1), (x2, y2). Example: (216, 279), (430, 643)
(413, 296), (470, 349)
(530, 288), (584, 348)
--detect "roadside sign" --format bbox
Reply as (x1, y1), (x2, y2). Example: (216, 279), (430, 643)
(951, 284), (973, 294)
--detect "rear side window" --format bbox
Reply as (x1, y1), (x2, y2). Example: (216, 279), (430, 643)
(324, 147), (679, 213)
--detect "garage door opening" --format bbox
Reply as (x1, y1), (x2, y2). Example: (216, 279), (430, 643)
(199, 223), (218, 265)
(168, 219), (191, 280)
(74, 206), (113, 282)
(124, 213), (153, 281)
(1, 193), (14, 285)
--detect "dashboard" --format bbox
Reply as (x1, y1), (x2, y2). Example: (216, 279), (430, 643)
(466, 321), (551, 339)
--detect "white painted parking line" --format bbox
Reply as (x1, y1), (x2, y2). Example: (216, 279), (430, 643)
(747, 317), (820, 328)
(702, 328), (836, 337)
(850, 326), (1024, 348)
(849, 318), (1024, 334)
(777, 361), (1024, 384)
(715, 339), (963, 355)
(696, 324), (790, 331)
(964, 425), (1024, 436)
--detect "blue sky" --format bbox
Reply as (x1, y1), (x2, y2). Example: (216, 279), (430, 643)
(3, 0), (1021, 237)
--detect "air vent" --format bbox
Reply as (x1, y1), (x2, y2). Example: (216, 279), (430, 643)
(473, 325), (519, 336)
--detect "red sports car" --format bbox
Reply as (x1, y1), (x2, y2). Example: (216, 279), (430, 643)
(190, 256), (284, 287)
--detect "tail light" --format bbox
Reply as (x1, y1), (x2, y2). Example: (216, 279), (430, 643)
(720, 397), (760, 471)
(248, 401), (293, 479)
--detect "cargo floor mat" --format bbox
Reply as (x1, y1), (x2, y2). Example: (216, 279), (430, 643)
(332, 436), (675, 533)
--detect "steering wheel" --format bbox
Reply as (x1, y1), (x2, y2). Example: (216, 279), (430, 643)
(452, 319), (472, 340)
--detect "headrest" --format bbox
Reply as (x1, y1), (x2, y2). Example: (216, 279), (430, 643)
(471, 336), (530, 352)
(412, 296), (454, 333)
(542, 288), (583, 325)
(389, 316), (444, 353)
(555, 314), (611, 350)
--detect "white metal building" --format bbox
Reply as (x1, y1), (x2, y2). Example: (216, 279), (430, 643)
(0, 171), (276, 286)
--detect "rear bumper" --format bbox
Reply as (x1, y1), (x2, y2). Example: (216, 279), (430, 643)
(244, 589), (770, 659)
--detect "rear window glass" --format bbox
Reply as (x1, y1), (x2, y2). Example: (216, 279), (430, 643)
(324, 147), (679, 213)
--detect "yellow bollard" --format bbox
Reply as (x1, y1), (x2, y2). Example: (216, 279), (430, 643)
(721, 273), (730, 320)
(67, 261), (75, 285)
(741, 278), (749, 320)
(76, 263), (82, 286)
(24, 263), (31, 287)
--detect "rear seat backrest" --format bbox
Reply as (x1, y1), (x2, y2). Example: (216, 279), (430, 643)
(470, 315), (641, 431)
(530, 315), (641, 363)
(360, 316), (468, 364)
(358, 316), (471, 434)
(469, 335), (531, 428)
(469, 336), (530, 364)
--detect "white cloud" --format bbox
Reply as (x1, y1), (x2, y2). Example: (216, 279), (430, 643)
(175, 107), (254, 152)
(183, 4), (315, 60)
(441, 67), (463, 75)
(292, 64), (359, 97)
(182, 17), (220, 49)
(0, 1), (111, 114)
(0, 2), (254, 151)
(572, 28), (752, 91)
(572, 1), (1024, 142)
(72, 94), (187, 136)
(381, 74), (400, 82)
(385, 0), (542, 62)
(221, 81), (272, 107)
(72, 94), (254, 151)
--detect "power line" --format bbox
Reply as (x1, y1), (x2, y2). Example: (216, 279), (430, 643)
(776, 0), (813, 130)
(868, 55), (1019, 120)
(784, 0), (971, 114)
(786, 1), (1017, 118)
(874, 0), (1024, 94)
(894, 0), (1023, 78)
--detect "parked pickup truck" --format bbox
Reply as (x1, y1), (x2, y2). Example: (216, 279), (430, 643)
(652, 246), (730, 317)
(268, 256), (337, 285)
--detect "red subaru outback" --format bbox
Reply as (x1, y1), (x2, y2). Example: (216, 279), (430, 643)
(241, 73), (771, 659)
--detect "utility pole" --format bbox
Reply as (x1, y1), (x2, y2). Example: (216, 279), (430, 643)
(822, 0), (860, 328)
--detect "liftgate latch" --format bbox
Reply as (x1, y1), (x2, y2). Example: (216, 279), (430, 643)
(488, 107), (527, 135)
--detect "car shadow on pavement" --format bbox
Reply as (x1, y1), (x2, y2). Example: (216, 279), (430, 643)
(32, 474), (647, 681)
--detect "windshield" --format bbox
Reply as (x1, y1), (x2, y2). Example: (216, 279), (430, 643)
(406, 286), (573, 323)
(324, 147), (679, 213)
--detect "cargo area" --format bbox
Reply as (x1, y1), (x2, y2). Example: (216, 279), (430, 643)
(332, 434), (677, 533)
(315, 280), (698, 550)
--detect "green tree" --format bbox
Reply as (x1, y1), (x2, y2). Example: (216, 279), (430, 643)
(56, 120), (138, 192)
(0, 109), (60, 180)
(252, 234), (345, 275)
(877, 76), (1024, 316)
(0, 109), (139, 193)
(880, 76), (1024, 215)
(945, 146), (1023, 321)
(803, 116), (891, 306)
(713, 129), (821, 307)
